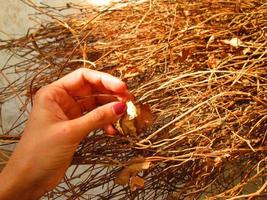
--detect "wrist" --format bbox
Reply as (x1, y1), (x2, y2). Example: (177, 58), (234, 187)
(0, 151), (46, 200)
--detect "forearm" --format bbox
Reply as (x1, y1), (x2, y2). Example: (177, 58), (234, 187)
(0, 151), (45, 200)
(0, 173), (42, 200)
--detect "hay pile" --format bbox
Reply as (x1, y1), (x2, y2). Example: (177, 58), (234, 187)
(0, 0), (266, 199)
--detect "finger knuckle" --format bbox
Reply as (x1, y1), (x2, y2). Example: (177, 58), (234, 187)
(34, 86), (50, 102)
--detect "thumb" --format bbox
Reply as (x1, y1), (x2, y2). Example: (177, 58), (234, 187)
(68, 101), (126, 139)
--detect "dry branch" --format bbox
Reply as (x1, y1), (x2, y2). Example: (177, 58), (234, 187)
(0, 0), (266, 199)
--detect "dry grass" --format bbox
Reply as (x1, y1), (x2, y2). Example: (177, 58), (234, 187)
(0, 0), (266, 199)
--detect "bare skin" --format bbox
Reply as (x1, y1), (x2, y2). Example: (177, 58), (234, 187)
(0, 68), (130, 200)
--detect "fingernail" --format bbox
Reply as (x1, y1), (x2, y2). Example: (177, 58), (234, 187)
(113, 102), (126, 115)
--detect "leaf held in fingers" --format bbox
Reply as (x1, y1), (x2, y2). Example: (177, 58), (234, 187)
(126, 101), (138, 120)
(135, 104), (154, 132)
(120, 114), (137, 136)
(115, 101), (154, 136)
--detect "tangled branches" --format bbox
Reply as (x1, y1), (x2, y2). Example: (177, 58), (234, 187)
(0, 0), (266, 199)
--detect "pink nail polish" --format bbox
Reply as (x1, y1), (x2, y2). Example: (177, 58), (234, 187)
(113, 102), (126, 115)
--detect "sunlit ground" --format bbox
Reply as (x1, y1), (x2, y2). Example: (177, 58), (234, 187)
(86, 0), (147, 6)
(86, 0), (114, 6)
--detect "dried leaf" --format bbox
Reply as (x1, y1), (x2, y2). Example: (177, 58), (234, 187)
(120, 114), (137, 136)
(127, 101), (138, 120)
(206, 35), (215, 48)
(115, 101), (137, 136)
(126, 157), (151, 173)
(222, 38), (242, 48)
(114, 119), (124, 134)
(115, 101), (154, 136)
(130, 176), (145, 191)
(135, 104), (154, 132)
(115, 168), (131, 185)
(115, 156), (151, 186)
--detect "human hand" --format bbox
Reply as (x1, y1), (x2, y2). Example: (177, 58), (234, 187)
(0, 68), (131, 200)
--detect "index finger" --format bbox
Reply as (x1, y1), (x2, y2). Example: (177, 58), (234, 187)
(52, 68), (128, 94)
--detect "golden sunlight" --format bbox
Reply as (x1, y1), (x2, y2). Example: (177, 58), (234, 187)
(86, 0), (113, 6)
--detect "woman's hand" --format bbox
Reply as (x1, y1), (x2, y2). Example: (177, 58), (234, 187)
(0, 68), (130, 200)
